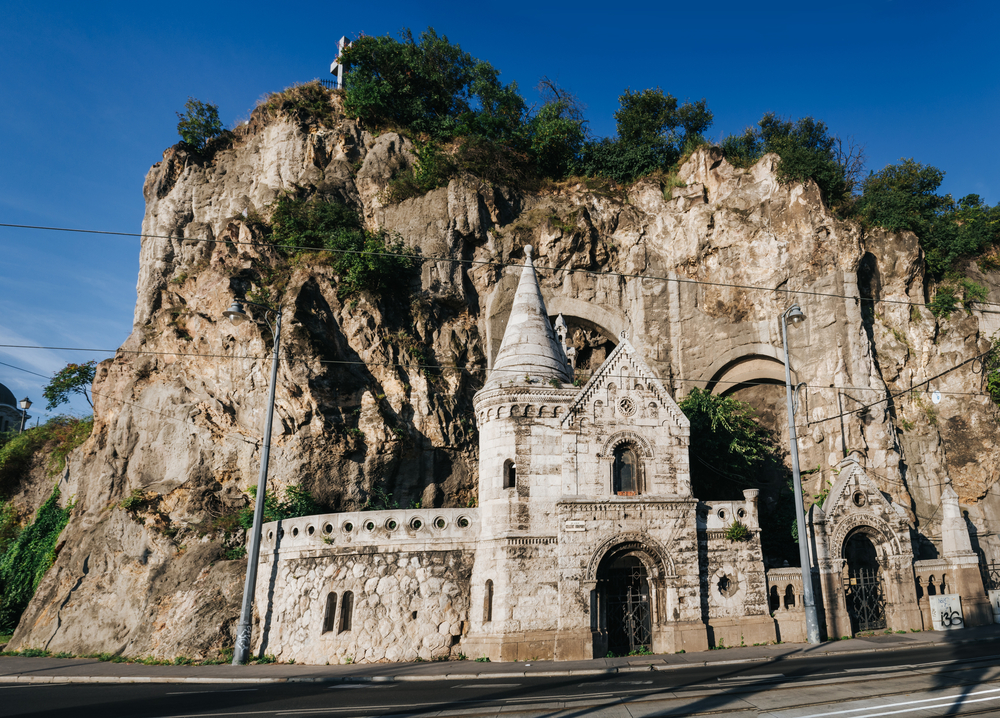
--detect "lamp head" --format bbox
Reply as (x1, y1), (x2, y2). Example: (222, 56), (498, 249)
(19, 397), (31, 411)
(223, 301), (249, 325)
(786, 304), (806, 326)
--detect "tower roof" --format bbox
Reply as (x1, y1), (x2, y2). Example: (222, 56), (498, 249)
(0, 382), (16, 409)
(486, 246), (572, 389)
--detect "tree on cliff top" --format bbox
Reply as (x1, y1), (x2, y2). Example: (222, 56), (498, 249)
(42, 361), (96, 411)
(571, 88), (713, 184)
(721, 113), (856, 209)
(340, 28), (585, 181)
(176, 97), (224, 150)
(341, 28), (525, 141)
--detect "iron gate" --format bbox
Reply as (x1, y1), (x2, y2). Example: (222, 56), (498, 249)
(605, 563), (652, 655)
(844, 567), (887, 633)
(982, 562), (1000, 591)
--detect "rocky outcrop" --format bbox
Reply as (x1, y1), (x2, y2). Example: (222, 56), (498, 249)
(9, 93), (1000, 658)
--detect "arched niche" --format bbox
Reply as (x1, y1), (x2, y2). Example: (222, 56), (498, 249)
(484, 280), (628, 370)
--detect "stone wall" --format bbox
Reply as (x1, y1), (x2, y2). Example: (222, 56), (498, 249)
(253, 508), (477, 664)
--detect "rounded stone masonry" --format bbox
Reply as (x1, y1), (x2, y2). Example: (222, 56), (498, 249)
(252, 508), (480, 665)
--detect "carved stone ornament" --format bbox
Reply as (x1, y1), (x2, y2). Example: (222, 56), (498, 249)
(617, 396), (636, 417)
(586, 531), (676, 580)
(598, 430), (654, 459)
(829, 513), (904, 560)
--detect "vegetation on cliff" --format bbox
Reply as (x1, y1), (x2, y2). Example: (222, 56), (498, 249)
(679, 389), (798, 566)
(243, 194), (415, 302)
(0, 417), (90, 633)
(334, 27), (1000, 296)
(0, 488), (72, 633)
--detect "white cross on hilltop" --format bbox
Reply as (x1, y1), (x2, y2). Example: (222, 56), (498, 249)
(329, 36), (350, 90)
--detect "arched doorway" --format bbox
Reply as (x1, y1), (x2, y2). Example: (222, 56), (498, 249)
(596, 553), (652, 656)
(843, 530), (887, 633)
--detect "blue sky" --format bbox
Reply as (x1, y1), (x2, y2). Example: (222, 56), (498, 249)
(1, 0), (997, 421)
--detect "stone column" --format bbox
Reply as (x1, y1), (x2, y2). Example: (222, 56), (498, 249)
(941, 482), (992, 627)
(808, 503), (836, 639)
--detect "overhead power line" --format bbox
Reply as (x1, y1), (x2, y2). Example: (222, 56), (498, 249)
(3, 221), (998, 312)
(0, 359), (51, 380)
(2, 342), (991, 410)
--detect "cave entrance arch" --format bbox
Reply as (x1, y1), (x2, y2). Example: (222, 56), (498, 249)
(595, 552), (652, 657)
(842, 530), (887, 633)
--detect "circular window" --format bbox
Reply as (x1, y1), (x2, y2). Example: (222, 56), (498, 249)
(457, 516), (470, 529)
(617, 396), (636, 417)
(852, 491), (867, 507)
(410, 518), (423, 530)
(386, 519), (398, 531)
(717, 574), (740, 598)
(434, 517), (447, 530)
(324, 523), (334, 534)
(364, 520), (375, 532)
(717, 508), (727, 521)
(291, 527), (299, 537)
(267, 531), (274, 541)
(737, 508), (747, 519)
(341, 522), (353, 533)
(278, 528), (284, 539)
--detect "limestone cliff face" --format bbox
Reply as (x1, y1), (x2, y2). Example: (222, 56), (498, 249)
(10, 94), (1000, 657)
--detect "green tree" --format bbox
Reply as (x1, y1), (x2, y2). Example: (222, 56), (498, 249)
(43, 361), (96, 411)
(722, 113), (851, 207)
(573, 88), (712, 183)
(858, 160), (1000, 277)
(678, 388), (798, 566)
(522, 99), (586, 178)
(614, 88), (711, 149)
(342, 28), (523, 141)
(678, 388), (780, 498)
(176, 98), (224, 150)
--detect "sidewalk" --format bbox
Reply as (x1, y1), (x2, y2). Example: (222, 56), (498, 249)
(2, 624), (998, 685)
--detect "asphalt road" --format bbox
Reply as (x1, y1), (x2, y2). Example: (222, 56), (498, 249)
(5, 641), (1000, 718)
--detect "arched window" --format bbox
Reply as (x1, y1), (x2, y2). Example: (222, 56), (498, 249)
(322, 592), (338, 634)
(503, 460), (516, 489)
(613, 444), (640, 495)
(339, 591), (354, 633)
(784, 585), (796, 608)
(484, 580), (494, 623)
(769, 586), (779, 612)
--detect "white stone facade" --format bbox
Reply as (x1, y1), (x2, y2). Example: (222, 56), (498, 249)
(252, 248), (784, 662)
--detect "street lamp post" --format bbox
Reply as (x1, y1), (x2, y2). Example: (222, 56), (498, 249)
(781, 304), (821, 645)
(223, 300), (283, 665)
(18, 397), (31, 434)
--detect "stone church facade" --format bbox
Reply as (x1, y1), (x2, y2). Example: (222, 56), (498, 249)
(252, 247), (991, 664)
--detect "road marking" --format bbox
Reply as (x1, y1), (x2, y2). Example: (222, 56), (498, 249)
(718, 673), (784, 681)
(804, 685), (1000, 717)
(452, 683), (521, 688)
(327, 684), (395, 689)
(165, 689), (258, 695)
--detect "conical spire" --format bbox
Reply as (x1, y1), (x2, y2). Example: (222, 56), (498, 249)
(486, 246), (572, 389)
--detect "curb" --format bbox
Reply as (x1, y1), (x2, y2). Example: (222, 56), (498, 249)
(0, 633), (992, 685)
